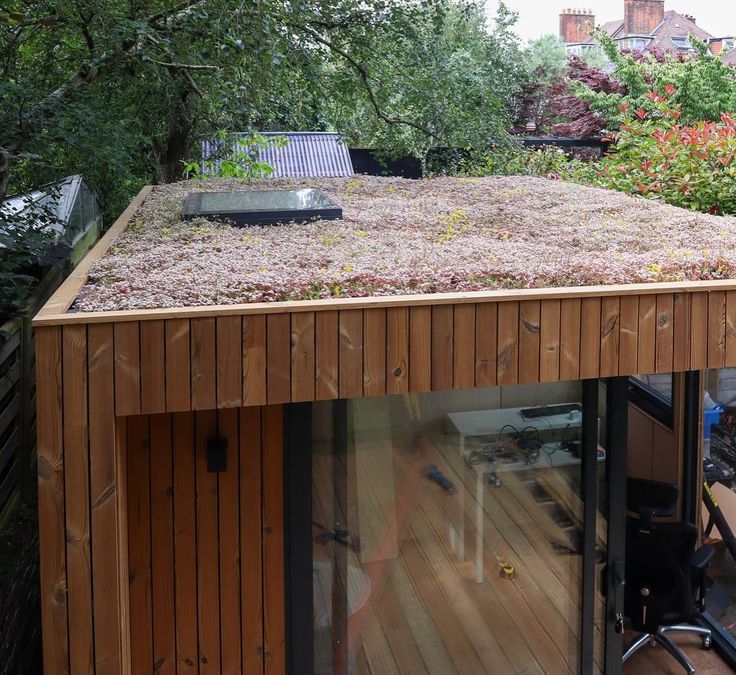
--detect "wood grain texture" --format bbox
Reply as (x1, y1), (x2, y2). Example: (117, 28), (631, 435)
(539, 301), (560, 383)
(599, 297), (620, 378)
(218, 408), (242, 675)
(195, 409), (221, 674)
(150, 414), (176, 675)
(708, 291), (727, 369)
(559, 299), (581, 381)
(518, 301), (540, 385)
(62, 325), (93, 673)
(475, 303), (497, 388)
(127, 415), (153, 674)
(115, 420), (131, 675)
(262, 405), (285, 675)
(339, 310), (363, 399)
(363, 308), (387, 397)
(638, 295), (657, 375)
(88, 323), (123, 673)
(655, 294), (674, 374)
(243, 314), (267, 406)
(497, 302), (519, 385)
(690, 292), (708, 370)
(165, 319), (191, 412)
(216, 316), (243, 408)
(114, 322), (141, 416)
(673, 293), (691, 373)
(266, 314), (291, 405)
(241, 407), (264, 673)
(431, 305), (454, 392)
(140, 320), (166, 415)
(453, 304), (475, 390)
(619, 296), (639, 376)
(726, 291), (736, 368)
(172, 413), (198, 673)
(409, 306), (431, 393)
(315, 311), (339, 401)
(386, 307), (409, 395)
(291, 312), (316, 403)
(191, 318), (217, 411)
(579, 298), (601, 380)
(36, 326), (69, 675)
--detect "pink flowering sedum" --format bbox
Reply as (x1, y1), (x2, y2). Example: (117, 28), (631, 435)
(75, 175), (736, 311)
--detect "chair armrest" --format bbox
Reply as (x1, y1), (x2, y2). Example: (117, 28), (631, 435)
(691, 544), (715, 572)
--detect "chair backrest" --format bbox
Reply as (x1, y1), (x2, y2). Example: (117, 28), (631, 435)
(627, 477), (678, 529)
(624, 518), (698, 632)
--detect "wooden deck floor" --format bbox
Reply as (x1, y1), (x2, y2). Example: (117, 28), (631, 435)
(312, 434), (605, 675)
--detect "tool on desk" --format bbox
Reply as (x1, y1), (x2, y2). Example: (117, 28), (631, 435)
(520, 403), (581, 419)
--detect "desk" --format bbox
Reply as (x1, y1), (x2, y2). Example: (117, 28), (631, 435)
(446, 405), (600, 583)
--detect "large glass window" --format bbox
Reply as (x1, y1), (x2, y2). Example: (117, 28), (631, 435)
(702, 369), (736, 642)
(295, 381), (607, 674)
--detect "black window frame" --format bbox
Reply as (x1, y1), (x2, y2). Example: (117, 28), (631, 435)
(627, 374), (674, 429)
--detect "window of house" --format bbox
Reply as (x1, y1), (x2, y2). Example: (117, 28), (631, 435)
(671, 36), (693, 50)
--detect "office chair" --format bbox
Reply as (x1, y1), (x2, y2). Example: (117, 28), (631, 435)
(622, 478), (714, 674)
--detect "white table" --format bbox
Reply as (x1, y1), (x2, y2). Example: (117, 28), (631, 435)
(446, 405), (596, 583)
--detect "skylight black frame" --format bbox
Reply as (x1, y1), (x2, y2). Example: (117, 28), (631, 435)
(182, 189), (343, 227)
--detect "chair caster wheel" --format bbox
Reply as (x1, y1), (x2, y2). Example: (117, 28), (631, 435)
(702, 636), (712, 649)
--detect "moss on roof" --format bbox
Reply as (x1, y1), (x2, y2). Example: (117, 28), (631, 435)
(75, 175), (736, 311)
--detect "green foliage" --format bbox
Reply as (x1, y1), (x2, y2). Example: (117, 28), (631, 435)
(327, 1), (525, 158)
(523, 35), (568, 84)
(576, 31), (736, 132)
(182, 131), (286, 180)
(0, 196), (70, 318)
(461, 87), (736, 218)
(0, 0), (526, 219)
(445, 143), (592, 182)
(587, 91), (736, 215)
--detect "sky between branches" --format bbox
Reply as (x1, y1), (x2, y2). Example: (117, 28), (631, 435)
(487, 0), (736, 43)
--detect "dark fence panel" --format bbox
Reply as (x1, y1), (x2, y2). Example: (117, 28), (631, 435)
(0, 504), (41, 675)
(0, 269), (61, 527)
(350, 139), (608, 179)
(349, 148), (423, 178)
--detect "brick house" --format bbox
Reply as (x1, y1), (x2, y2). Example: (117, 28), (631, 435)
(560, 0), (732, 60)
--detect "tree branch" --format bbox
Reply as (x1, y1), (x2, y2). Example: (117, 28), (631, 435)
(292, 23), (432, 137)
(144, 57), (219, 70)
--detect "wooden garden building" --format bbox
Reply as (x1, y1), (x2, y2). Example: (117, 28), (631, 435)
(33, 176), (736, 674)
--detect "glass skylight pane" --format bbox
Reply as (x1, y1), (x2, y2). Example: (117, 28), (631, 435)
(183, 189), (342, 226)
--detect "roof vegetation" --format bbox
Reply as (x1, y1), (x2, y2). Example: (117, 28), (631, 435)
(75, 175), (736, 311)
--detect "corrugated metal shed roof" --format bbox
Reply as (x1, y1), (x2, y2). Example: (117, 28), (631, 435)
(202, 131), (354, 178)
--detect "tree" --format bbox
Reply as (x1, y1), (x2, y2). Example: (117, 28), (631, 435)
(1, 0), (525, 214)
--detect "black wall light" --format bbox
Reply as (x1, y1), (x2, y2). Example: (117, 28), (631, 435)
(207, 437), (228, 473)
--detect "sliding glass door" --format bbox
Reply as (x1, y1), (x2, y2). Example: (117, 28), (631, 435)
(286, 379), (629, 674)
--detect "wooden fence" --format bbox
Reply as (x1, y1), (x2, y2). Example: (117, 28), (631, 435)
(0, 270), (63, 527)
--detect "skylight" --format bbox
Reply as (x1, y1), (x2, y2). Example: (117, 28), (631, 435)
(182, 188), (342, 226)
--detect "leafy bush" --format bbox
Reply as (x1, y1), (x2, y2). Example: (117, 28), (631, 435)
(573, 32), (736, 133)
(182, 131), (285, 180)
(450, 143), (593, 182)
(586, 90), (736, 215)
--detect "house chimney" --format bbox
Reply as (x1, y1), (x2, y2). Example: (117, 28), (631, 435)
(624, 0), (665, 35)
(560, 8), (596, 44)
